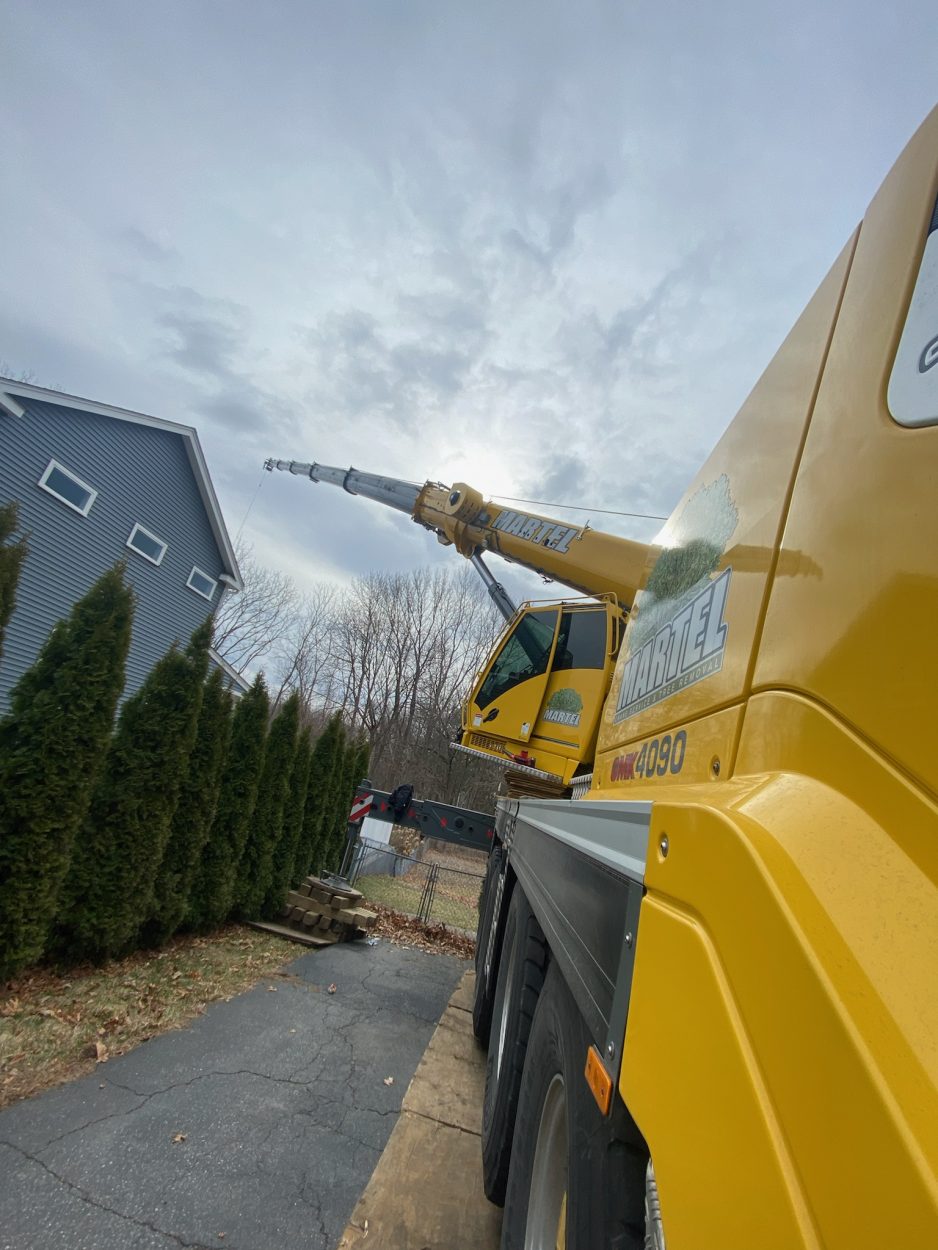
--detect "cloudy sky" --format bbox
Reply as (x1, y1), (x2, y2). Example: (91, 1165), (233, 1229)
(1, 1), (934, 600)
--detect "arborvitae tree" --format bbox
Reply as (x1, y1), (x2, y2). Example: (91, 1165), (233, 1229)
(323, 735), (367, 875)
(60, 618), (211, 963)
(189, 674), (269, 930)
(236, 692), (300, 919)
(267, 724), (312, 909)
(0, 565), (133, 981)
(0, 501), (28, 670)
(299, 714), (344, 878)
(142, 668), (233, 946)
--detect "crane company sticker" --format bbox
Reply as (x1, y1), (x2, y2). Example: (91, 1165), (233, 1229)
(887, 190), (938, 428)
(489, 509), (582, 553)
(542, 688), (583, 728)
(614, 476), (738, 724)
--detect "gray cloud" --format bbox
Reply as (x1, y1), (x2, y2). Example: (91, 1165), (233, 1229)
(0, 0), (934, 599)
(120, 227), (179, 265)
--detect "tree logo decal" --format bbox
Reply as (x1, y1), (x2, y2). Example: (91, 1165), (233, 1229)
(615, 475), (738, 724)
(543, 687), (583, 727)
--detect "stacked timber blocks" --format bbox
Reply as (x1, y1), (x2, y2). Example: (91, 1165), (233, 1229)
(283, 876), (378, 944)
(247, 876), (379, 947)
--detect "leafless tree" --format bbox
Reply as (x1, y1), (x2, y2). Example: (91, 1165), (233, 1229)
(314, 566), (502, 803)
(271, 583), (338, 707)
(231, 551), (505, 807)
(213, 543), (300, 672)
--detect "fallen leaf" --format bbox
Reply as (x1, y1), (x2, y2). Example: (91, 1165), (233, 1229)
(266, 985), (277, 992)
(172, 1132), (187, 1144)
(94, 1041), (109, 1063)
(383, 1076), (394, 1086)
(327, 983), (337, 994)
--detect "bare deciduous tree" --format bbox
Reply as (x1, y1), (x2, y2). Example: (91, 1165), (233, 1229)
(266, 564), (503, 808)
(213, 543), (299, 672)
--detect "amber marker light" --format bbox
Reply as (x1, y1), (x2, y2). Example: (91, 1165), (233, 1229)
(584, 1044), (613, 1116)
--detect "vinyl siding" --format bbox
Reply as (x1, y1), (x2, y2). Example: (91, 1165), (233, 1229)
(0, 399), (231, 709)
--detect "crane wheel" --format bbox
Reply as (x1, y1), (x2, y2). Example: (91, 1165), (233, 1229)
(472, 844), (506, 1043)
(500, 961), (648, 1250)
(482, 887), (548, 1204)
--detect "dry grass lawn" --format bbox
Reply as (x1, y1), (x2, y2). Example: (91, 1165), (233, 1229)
(0, 926), (297, 1108)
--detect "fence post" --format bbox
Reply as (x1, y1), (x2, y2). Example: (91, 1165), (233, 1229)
(419, 863), (439, 923)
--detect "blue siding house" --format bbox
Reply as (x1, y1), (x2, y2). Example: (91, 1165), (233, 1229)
(0, 379), (246, 709)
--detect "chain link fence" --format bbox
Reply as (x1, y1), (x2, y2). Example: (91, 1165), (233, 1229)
(348, 836), (486, 933)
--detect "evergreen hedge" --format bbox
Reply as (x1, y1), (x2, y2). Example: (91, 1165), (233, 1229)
(143, 667), (233, 946)
(299, 714), (344, 878)
(0, 565), (134, 981)
(0, 501), (28, 669)
(323, 735), (367, 875)
(60, 618), (211, 963)
(236, 692), (300, 919)
(189, 674), (269, 930)
(267, 723), (312, 911)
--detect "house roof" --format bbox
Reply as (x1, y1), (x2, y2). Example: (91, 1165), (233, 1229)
(208, 646), (252, 694)
(0, 378), (243, 592)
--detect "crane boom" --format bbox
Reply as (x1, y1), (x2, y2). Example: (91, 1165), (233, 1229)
(264, 459), (654, 611)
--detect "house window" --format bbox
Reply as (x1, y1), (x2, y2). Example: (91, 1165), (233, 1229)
(38, 459), (97, 516)
(187, 566), (217, 601)
(126, 523), (167, 566)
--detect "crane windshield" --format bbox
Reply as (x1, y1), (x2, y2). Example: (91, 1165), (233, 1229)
(476, 608), (559, 709)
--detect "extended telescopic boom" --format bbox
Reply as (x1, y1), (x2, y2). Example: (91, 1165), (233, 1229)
(264, 459), (653, 618)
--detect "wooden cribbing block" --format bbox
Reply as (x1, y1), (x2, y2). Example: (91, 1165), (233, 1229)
(336, 907), (377, 927)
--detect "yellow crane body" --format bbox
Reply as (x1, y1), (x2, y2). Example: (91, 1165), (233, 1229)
(266, 105), (938, 1248)
(603, 106), (938, 1246)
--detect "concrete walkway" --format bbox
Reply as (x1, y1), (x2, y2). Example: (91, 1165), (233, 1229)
(339, 970), (502, 1250)
(0, 941), (466, 1250)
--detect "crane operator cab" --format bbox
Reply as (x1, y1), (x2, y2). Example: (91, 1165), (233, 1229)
(460, 597), (622, 787)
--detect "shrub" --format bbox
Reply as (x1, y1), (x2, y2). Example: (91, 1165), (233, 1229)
(189, 674), (269, 930)
(0, 565), (133, 981)
(143, 667), (233, 946)
(321, 732), (364, 876)
(300, 714), (344, 878)
(236, 692), (300, 919)
(268, 724), (312, 907)
(60, 618), (211, 962)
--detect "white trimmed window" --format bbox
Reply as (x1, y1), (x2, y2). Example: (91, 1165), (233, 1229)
(187, 566), (217, 601)
(126, 523), (167, 566)
(38, 459), (97, 516)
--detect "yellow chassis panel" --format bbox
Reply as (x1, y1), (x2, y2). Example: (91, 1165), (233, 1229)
(620, 694), (938, 1247)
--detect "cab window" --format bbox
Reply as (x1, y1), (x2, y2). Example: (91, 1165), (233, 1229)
(552, 609), (607, 671)
(476, 609), (559, 708)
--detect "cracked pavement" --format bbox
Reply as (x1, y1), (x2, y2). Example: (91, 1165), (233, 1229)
(0, 940), (468, 1250)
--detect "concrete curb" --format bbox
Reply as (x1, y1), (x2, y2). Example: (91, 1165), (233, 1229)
(338, 969), (502, 1249)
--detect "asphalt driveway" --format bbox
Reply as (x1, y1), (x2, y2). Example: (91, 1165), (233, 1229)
(0, 940), (468, 1250)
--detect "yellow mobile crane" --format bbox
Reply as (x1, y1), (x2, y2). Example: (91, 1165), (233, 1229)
(268, 108), (938, 1249)
(262, 460), (652, 786)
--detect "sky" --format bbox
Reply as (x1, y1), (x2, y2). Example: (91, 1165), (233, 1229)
(1, 1), (935, 603)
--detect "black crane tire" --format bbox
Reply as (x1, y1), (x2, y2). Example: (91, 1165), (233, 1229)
(472, 844), (506, 1043)
(482, 886), (548, 1205)
(500, 961), (648, 1250)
